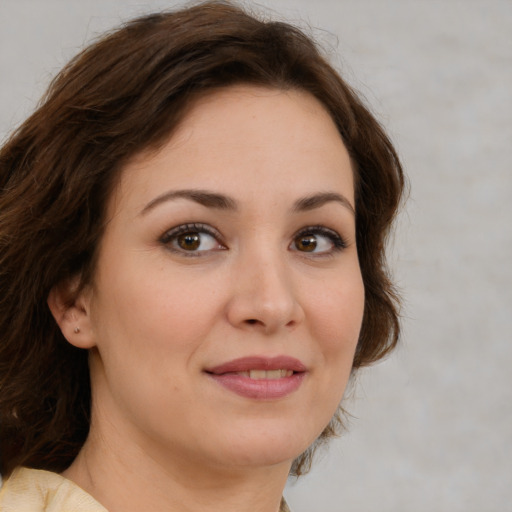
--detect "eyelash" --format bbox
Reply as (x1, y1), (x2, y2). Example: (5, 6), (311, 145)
(160, 223), (226, 257)
(159, 223), (347, 256)
(292, 225), (347, 254)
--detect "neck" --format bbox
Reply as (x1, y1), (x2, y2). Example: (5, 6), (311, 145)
(63, 415), (291, 512)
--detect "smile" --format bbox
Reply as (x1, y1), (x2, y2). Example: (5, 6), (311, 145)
(205, 356), (307, 400)
(235, 369), (294, 379)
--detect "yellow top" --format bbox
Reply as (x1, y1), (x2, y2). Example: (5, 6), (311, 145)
(0, 467), (291, 512)
(0, 467), (107, 512)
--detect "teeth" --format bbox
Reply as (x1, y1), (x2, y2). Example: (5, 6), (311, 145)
(250, 369), (268, 379)
(236, 369), (293, 379)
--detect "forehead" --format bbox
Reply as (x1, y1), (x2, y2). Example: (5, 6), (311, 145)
(112, 85), (354, 215)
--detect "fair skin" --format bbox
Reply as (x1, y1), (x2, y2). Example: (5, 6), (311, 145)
(49, 85), (365, 512)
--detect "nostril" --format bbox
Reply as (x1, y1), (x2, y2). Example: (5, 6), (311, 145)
(246, 319), (258, 325)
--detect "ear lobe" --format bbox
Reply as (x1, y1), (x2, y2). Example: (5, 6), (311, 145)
(47, 279), (96, 349)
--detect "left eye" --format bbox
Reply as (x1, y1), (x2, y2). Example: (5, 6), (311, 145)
(291, 227), (345, 254)
(161, 224), (225, 254)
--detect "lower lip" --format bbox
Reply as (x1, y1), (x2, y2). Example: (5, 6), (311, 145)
(207, 372), (306, 400)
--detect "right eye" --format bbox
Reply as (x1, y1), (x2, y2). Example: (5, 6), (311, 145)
(160, 223), (226, 255)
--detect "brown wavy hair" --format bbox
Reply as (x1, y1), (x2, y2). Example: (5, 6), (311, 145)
(0, 1), (404, 478)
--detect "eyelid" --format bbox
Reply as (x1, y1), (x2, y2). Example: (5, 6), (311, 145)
(160, 222), (226, 254)
(291, 225), (347, 253)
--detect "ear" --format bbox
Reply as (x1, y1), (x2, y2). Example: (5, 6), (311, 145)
(47, 277), (96, 349)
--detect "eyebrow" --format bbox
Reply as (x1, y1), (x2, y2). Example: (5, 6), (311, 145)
(292, 192), (355, 216)
(141, 189), (238, 215)
(140, 189), (355, 216)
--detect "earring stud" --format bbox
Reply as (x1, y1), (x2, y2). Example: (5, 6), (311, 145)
(74, 327), (80, 333)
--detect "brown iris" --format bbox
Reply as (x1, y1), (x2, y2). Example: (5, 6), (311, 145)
(177, 232), (201, 250)
(295, 234), (317, 252)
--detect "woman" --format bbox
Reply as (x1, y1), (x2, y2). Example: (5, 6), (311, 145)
(0, 2), (404, 511)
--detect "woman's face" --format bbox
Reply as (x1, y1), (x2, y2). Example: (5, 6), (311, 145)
(81, 85), (364, 472)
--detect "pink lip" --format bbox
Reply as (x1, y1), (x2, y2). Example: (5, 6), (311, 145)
(205, 356), (307, 400)
(207, 356), (307, 374)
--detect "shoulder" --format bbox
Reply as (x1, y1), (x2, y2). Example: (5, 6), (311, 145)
(0, 467), (107, 512)
(1, 468), (290, 512)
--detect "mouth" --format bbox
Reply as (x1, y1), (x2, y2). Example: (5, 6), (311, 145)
(230, 369), (294, 379)
(205, 356), (307, 400)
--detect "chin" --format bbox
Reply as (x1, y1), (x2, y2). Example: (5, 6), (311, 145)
(220, 446), (298, 470)
(210, 423), (319, 470)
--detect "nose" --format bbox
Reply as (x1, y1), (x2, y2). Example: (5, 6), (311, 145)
(225, 247), (305, 334)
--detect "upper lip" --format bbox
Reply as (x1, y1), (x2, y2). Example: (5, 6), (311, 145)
(206, 356), (307, 375)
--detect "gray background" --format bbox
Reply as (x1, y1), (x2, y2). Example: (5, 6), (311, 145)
(1, 1), (511, 511)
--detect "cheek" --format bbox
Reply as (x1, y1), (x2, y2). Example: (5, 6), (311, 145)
(310, 272), (365, 356)
(299, 271), (364, 436)
(89, 267), (214, 411)
(306, 272), (364, 417)
(93, 257), (220, 353)
(89, 263), (231, 417)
